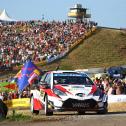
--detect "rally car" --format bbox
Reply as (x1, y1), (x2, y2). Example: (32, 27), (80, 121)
(30, 70), (108, 116)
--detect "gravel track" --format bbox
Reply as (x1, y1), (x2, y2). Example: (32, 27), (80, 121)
(0, 111), (126, 126)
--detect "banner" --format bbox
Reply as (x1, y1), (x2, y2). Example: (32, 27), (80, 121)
(108, 95), (126, 103)
(4, 98), (30, 108)
(0, 81), (17, 92)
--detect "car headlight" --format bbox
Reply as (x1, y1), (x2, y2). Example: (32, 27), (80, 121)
(53, 88), (67, 96)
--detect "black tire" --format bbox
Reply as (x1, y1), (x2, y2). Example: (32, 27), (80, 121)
(45, 95), (53, 116)
(30, 96), (39, 115)
(77, 110), (85, 115)
(97, 102), (108, 114)
(0, 99), (8, 118)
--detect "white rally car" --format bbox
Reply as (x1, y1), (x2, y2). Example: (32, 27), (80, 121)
(30, 70), (108, 116)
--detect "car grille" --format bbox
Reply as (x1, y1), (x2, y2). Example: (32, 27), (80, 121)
(62, 98), (97, 109)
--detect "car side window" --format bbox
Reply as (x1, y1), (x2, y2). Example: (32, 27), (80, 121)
(40, 73), (47, 82)
(44, 73), (51, 85)
(85, 77), (93, 85)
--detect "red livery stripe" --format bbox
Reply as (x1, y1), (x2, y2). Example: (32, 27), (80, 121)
(33, 98), (43, 110)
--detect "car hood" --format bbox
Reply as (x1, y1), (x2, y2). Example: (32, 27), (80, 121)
(55, 84), (92, 96)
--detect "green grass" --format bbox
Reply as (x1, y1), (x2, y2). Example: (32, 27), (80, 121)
(42, 28), (126, 70)
(7, 113), (31, 121)
(2, 110), (66, 122)
(7, 110), (32, 121)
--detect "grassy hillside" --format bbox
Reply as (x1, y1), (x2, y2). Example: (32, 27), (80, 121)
(42, 28), (126, 70)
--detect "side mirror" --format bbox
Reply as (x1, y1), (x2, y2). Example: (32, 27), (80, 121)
(40, 81), (50, 89)
(40, 81), (46, 85)
(34, 79), (39, 84)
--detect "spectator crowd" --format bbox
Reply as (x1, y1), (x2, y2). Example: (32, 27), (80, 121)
(94, 76), (126, 95)
(0, 19), (97, 100)
(0, 20), (96, 71)
(0, 74), (126, 101)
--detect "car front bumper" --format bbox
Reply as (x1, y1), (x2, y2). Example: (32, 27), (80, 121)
(51, 98), (105, 111)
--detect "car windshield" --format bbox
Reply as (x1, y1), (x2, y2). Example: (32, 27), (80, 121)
(53, 73), (93, 86)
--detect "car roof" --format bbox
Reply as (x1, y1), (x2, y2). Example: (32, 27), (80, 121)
(50, 70), (84, 73)
(53, 70), (78, 73)
(46, 70), (89, 77)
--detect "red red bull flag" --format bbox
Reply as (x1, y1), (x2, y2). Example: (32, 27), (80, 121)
(17, 60), (41, 91)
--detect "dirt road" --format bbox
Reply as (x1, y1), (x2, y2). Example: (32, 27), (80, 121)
(0, 112), (126, 126)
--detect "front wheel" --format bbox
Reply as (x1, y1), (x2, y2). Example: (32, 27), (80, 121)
(30, 96), (39, 115)
(77, 110), (85, 115)
(45, 95), (53, 116)
(97, 102), (108, 114)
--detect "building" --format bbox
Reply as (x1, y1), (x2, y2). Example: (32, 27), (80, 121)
(68, 4), (91, 22)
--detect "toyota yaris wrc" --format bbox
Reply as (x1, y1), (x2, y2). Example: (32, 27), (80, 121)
(30, 70), (108, 116)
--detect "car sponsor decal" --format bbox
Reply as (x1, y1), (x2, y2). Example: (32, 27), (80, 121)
(54, 73), (86, 77)
(72, 102), (90, 108)
(66, 85), (91, 95)
(62, 99), (97, 109)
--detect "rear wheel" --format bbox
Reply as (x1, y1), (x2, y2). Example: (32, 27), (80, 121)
(45, 95), (53, 116)
(30, 96), (39, 115)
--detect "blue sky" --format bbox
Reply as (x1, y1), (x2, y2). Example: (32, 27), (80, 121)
(0, 0), (126, 28)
